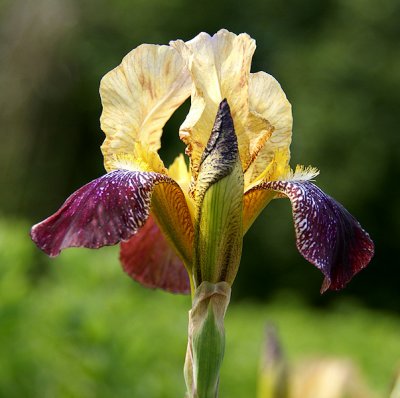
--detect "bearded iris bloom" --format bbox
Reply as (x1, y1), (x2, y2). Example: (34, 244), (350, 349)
(31, 30), (374, 397)
(31, 29), (373, 293)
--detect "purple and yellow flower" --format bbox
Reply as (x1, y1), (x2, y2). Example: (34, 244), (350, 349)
(31, 29), (374, 295)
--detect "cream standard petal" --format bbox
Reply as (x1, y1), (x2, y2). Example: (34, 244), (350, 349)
(100, 44), (191, 172)
(244, 72), (293, 186)
(171, 30), (272, 178)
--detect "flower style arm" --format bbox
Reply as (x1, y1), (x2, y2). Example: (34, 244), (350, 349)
(245, 180), (374, 292)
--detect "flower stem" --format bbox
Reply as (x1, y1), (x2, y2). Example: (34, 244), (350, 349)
(184, 281), (231, 398)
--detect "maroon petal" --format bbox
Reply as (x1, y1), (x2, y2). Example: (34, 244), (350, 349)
(31, 170), (179, 257)
(251, 181), (374, 292)
(120, 215), (190, 294)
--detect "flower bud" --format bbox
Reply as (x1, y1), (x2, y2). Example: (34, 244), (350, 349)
(257, 325), (289, 398)
(193, 99), (244, 286)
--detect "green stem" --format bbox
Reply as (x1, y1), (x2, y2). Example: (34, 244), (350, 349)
(184, 282), (231, 398)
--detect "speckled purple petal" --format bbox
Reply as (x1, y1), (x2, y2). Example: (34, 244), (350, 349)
(30, 170), (177, 257)
(250, 181), (374, 292)
(120, 215), (190, 294)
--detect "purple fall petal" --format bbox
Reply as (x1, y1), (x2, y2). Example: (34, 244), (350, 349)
(30, 170), (175, 257)
(120, 215), (190, 294)
(253, 181), (374, 292)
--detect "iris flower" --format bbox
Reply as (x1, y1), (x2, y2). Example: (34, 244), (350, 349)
(31, 29), (373, 294)
(31, 29), (374, 397)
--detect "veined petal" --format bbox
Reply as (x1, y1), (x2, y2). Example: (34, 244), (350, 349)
(100, 44), (191, 172)
(120, 215), (190, 294)
(31, 170), (194, 267)
(244, 72), (293, 187)
(171, 30), (272, 178)
(246, 180), (374, 292)
(151, 179), (194, 267)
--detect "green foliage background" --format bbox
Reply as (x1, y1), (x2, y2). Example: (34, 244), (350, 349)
(0, 0), (399, 396)
(1, 220), (399, 397)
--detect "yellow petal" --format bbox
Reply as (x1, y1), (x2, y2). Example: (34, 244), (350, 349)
(168, 153), (191, 191)
(243, 187), (276, 235)
(168, 153), (195, 219)
(151, 181), (194, 270)
(111, 142), (166, 173)
(100, 44), (191, 172)
(244, 72), (293, 187)
(242, 149), (290, 233)
(171, 30), (272, 178)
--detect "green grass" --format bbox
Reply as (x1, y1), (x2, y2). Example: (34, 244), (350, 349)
(0, 219), (399, 397)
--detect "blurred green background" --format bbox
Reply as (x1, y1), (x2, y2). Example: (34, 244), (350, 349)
(0, 0), (399, 396)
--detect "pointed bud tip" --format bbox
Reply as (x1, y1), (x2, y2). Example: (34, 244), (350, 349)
(199, 99), (238, 174)
(219, 98), (230, 112)
(216, 98), (234, 135)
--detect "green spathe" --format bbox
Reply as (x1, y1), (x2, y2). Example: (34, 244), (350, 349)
(184, 281), (231, 398)
(193, 99), (244, 287)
